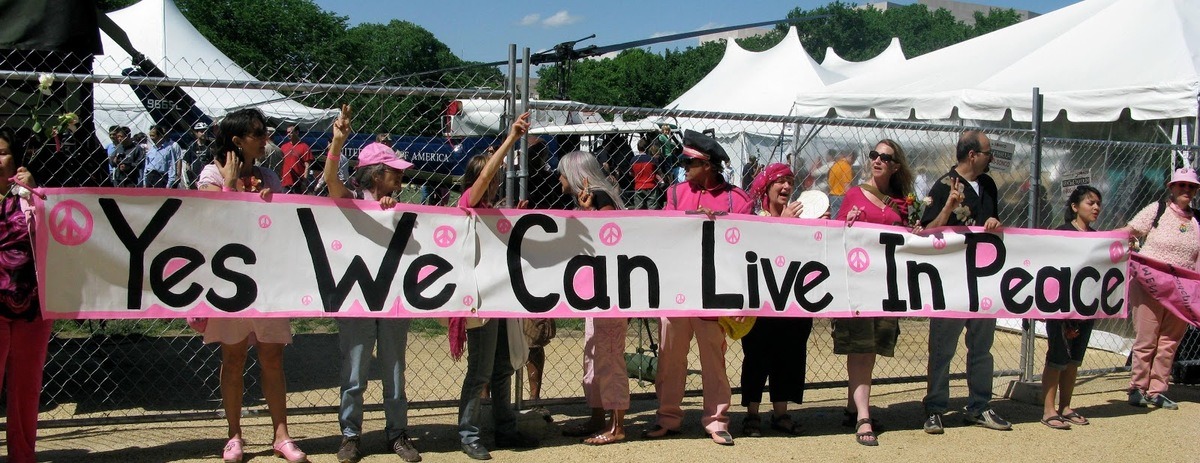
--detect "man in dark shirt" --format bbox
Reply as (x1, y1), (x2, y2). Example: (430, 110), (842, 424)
(918, 130), (1009, 434)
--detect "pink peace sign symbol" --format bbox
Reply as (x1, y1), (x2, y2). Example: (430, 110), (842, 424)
(331, 240), (343, 251)
(813, 231), (823, 242)
(1109, 241), (1126, 263)
(49, 200), (94, 246)
(675, 293), (686, 304)
(724, 227), (741, 245)
(847, 247), (871, 273)
(434, 226), (458, 248)
(932, 237), (947, 250)
(497, 219), (513, 234)
(1023, 259), (1031, 267)
(981, 297), (994, 311)
(301, 295), (313, 306)
(599, 222), (622, 246)
(462, 295), (475, 306)
(258, 215), (272, 229)
(775, 256), (786, 267)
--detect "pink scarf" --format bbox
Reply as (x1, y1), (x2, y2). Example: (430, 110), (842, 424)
(448, 317), (467, 360)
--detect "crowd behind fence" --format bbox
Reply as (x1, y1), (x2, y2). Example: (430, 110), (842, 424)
(0, 55), (1195, 427)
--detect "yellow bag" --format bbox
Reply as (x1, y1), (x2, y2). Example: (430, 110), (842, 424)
(718, 316), (756, 340)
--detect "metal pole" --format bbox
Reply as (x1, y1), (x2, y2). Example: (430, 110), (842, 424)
(1021, 87), (1044, 382)
(505, 44), (518, 208)
(520, 47), (531, 203)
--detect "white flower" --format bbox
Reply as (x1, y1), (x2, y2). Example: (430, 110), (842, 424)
(922, 196), (933, 206)
(37, 73), (53, 95)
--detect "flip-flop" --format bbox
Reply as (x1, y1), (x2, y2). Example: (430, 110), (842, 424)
(1040, 415), (1072, 430)
(1061, 411), (1089, 425)
(583, 432), (626, 446)
(708, 430), (734, 446)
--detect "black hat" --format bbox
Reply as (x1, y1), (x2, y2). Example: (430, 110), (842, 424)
(682, 130), (729, 165)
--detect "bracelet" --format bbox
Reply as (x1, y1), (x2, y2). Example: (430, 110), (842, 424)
(221, 185), (235, 192)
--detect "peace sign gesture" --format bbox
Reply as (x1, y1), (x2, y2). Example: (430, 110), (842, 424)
(946, 177), (965, 209)
(332, 104), (352, 144)
(577, 178), (594, 210)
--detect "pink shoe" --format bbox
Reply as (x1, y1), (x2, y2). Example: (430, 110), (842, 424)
(222, 438), (243, 463)
(272, 439), (308, 463)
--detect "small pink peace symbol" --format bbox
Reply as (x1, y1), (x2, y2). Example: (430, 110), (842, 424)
(331, 240), (343, 251)
(981, 297), (994, 310)
(258, 215), (272, 229)
(932, 237), (947, 250)
(847, 247), (870, 273)
(775, 256), (786, 267)
(813, 231), (823, 241)
(1109, 241), (1125, 263)
(301, 295), (313, 306)
(1023, 259), (1031, 267)
(675, 293), (686, 304)
(724, 227), (741, 244)
(49, 200), (94, 246)
(497, 219), (512, 234)
(434, 226), (457, 248)
(599, 222), (622, 246)
(462, 295), (475, 306)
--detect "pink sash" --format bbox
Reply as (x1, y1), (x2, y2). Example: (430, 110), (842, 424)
(1129, 253), (1200, 327)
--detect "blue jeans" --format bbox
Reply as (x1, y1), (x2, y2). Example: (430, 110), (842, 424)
(458, 321), (517, 445)
(923, 318), (996, 415)
(338, 318), (411, 441)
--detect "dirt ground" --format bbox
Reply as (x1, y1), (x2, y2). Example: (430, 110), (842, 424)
(34, 371), (1199, 463)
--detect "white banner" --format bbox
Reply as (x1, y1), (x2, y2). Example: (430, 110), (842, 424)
(36, 189), (1129, 319)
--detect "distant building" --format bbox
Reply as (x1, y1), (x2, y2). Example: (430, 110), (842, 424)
(698, 27), (772, 46)
(858, 0), (1041, 25)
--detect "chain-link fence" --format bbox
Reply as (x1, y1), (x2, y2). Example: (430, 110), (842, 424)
(0, 52), (1195, 427)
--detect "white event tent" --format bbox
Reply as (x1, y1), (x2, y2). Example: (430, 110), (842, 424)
(92, 0), (336, 142)
(792, 0), (1200, 124)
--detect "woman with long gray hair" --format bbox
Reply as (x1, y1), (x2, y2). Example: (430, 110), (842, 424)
(556, 151), (629, 445)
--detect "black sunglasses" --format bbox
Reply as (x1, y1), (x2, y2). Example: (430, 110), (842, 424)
(868, 151), (896, 163)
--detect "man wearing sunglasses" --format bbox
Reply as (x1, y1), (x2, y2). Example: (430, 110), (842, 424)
(918, 130), (1010, 435)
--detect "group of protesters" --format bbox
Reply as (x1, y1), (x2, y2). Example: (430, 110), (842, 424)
(0, 107), (1194, 463)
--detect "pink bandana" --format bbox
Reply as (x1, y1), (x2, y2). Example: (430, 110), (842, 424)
(749, 163), (793, 211)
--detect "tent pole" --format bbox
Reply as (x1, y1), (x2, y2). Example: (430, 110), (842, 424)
(1020, 88), (1044, 383)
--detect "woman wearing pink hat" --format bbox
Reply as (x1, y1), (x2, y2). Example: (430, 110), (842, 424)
(322, 104), (421, 462)
(834, 139), (916, 446)
(737, 163), (813, 438)
(1120, 167), (1200, 411)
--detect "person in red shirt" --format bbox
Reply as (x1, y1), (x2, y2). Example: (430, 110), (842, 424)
(279, 124), (313, 194)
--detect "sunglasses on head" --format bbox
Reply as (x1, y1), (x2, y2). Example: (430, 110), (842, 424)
(868, 151), (896, 163)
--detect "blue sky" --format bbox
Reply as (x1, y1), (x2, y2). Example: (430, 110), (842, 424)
(310, 0), (1082, 63)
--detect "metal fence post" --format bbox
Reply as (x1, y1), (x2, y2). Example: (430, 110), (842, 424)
(505, 43), (517, 208)
(1020, 87), (1045, 382)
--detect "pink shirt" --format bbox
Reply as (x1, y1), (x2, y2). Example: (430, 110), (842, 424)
(835, 186), (904, 226)
(1128, 202), (1200, 269)
(663, 181), (753, 215)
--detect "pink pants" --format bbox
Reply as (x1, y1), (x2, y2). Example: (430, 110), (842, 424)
(1129, 285), (1190, 396)
(654, 318), (730, 433)
(0, 318), (53, 463)
(582, 318), (630, 410)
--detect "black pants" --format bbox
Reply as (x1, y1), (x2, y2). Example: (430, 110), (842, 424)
(739, 317), (813, 406)
(143, 170), (168, 188)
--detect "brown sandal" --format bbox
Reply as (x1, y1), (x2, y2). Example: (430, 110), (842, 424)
(583, 432), (626, 445)
(854, 418), (879, 446)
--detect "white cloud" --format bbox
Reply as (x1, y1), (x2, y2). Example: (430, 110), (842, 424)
(542, 10), (581, 27)
(650, 31), (677, 39)
(519, 13), (541, 26)
(697, 22), (723, 31)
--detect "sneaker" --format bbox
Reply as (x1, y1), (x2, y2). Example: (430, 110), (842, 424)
(389, 431), (422, 462)
(1128, 389), (1152, 407)
(1150, 394), (1180, 410)
(923, 413), (944, 434)
(461, 441), (491, 461)
(336, 436), (361, 463)
(965, 409), (1012, 431)
(494, 432), (540, 449)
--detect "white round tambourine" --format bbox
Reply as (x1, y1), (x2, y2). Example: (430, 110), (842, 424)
(795, 190), (829, 219)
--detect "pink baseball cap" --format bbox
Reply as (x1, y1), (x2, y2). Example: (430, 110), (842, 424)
(1169, 168), (1200, 186)
(358, 142), (413, 171)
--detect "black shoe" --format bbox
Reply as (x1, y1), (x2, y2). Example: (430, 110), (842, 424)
(494, 432), (540, 449)
(389, 431), (422, 462)
(336, 436), (361, 463)
(461, 441), (492, 461)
